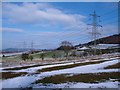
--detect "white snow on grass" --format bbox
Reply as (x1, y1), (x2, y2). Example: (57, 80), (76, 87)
(33, 81), (118, 88)
(1, 63), (37, 70)
(1, 61), (75, 72)
(1, 59), (119, 88)
(3, 62), (76, 73)
(37, 59), (119, 77)
(2, 75), (37, 88)
(2, 57), (119, 73)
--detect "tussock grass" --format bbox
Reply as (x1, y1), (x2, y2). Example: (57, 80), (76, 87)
(35, 72), (120, 84)
(104, 62), (120, 69)
(1, 72), (28, 79)
(37, 60), (109, 73)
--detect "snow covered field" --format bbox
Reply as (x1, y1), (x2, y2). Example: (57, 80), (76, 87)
(1, 57), (119, 89)
(32, 81), (119, 88)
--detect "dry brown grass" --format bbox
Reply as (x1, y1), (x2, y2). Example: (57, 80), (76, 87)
(104, 62), (120, 69)
(3, 64), (43, 70)
(3, 61), (74, 71)
(35, 72), (120, 84)
(37, 60), (110, 73)
(1, 72), (28, 79)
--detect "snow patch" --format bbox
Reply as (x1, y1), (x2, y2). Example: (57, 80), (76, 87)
(32, 81), (119, 88)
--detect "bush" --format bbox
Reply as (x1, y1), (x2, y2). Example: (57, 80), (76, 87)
(21, 53), (29, 61)
(52, 53), (58, 60)
(29, 55), (33, 61)
(40, 53), (45, 60)
(2, 55), (5, 57)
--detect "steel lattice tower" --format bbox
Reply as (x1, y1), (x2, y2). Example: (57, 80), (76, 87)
(88, 11), (102, 55)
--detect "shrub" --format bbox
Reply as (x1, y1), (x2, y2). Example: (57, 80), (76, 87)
(21, 53), (29, 61)
(29, 55), (33, 61)
(40, 53), (45, 60)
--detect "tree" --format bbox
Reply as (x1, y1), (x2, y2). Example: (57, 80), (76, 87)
(40, 53), (45, 60)
(60, 41), (73, 58)
(2, 55), (5, 57)
(29, 55), (33, 61)
(21, 53), (29, 61)
(52, 53), (57, 60)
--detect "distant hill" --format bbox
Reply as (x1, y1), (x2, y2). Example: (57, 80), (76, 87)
(2, 48), (46, 53)
(75, 34), (120, 47)
(2, 48), (29, 53)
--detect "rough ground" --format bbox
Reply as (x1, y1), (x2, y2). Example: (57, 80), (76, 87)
(1, 53), (119, 68)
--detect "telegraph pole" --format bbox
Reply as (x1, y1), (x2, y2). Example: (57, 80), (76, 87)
(31, 41), (34, 53)
(88, 11), (102, 55)
(23, 41), (26, 50)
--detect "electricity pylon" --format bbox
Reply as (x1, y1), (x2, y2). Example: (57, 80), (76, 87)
(31, 41), (34, 52)
(88, 11), (102, 55)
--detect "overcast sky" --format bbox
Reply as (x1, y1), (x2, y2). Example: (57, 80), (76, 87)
(1, 2), (118, 49)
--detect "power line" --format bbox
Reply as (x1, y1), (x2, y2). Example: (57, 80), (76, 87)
(102, 15), (118, 21)
(100, 9), (118, 16)
(104, 20), (119, 24)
